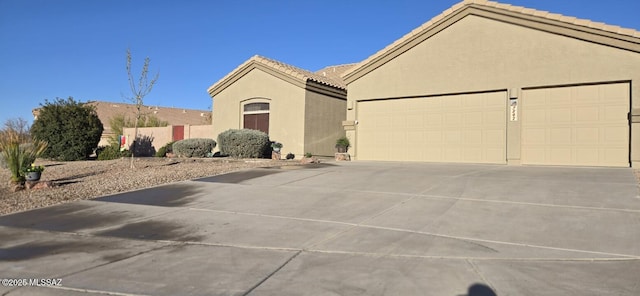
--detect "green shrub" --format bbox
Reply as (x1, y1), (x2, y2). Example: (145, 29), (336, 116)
(304, 152), (313, 158)
(217, 129), (270, 158)
(172, 138), (216, 158)
(336, 136), (350, 152)
(31, 97), (103, 161)
(155, 141), (175, 157)
(97, 145), (131, 160)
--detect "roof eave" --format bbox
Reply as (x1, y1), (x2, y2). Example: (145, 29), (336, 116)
(208, 57), (347, 98)
(343, 0), (640, 85)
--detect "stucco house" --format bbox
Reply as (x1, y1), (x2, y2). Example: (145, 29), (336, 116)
(208, 0), (639, 167)
(343, 0), (640, 167)
(207, 55), (353, 157)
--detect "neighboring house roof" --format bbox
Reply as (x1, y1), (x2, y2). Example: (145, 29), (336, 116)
(86, 101), (211, 134)
(314, 63), (358, 84)
(33, 101), (212, 135)
(342, 0), (640, 84)
(207, 55), (353, 98)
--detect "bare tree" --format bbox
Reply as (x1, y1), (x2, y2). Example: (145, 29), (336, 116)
(125, 48), (159, 168)
(0, 118), (31, 145)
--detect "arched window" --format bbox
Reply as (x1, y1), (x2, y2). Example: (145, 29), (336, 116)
(243, 102), (269, 134)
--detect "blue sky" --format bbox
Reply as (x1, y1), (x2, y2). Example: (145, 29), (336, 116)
(1, 0), (639, 126)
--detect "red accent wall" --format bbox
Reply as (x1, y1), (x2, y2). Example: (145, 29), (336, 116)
(173, 125), (184, 141)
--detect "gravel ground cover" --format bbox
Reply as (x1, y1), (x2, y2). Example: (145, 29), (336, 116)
(0, 157), (301, 216)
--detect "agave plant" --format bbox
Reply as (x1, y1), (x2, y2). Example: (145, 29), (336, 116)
(0, 131), (48, 183)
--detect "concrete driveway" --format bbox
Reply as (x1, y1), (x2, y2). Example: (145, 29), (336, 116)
(1, 161), (639, 295)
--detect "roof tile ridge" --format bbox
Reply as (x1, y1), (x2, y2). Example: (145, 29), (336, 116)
(323, 62), (360, 69)
(253, 55), (343, 88)
(484, 0), (639, 38)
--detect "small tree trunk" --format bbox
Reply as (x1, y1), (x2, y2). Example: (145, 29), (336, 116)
(130, 100), (141, 169)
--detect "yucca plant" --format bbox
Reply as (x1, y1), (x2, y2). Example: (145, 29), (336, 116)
(0, 131), (48, 183)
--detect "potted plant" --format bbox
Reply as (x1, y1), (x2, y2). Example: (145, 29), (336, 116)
(271, 142), (283, 152)
(24, 164), (45, 182)
(335, 136), (350, 153)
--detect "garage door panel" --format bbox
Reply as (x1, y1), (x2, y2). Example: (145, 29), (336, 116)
(574, 127), (599, 143)
(575, 107), (599, 122)
(464, 130), (482, 144)
(423, 149), (439, 162)
(443, 97), (462, 108)
(444, 130), (462, 143)
(549, 108), (572, 123)
(425, 131), (443, 143)
(605, 106), (628, 121)
(524, 148), (545, 163)
(549, 128), (571, 144)
(406, 114), (423, 126)
(602, 83), (629, 101)
(604, 127), (627, 142)
(605, 149), (628, 163)
(554, 89), (572, 104)
(466, 98), (483, 108)
(444, 148), (462, 161)
(576, 148), (599, 163)
(575, 85), (599, 102)
(522, 83), (629, 167)
(523, 128), (545, 145)
(357, 91), (507, 163)
(486, 148), (505, 161)
(485, 130), (505, 146)
(464, 112), (482, 126)
(464, 149), (482, 162)
(444, 113), (462, 125)
(549, 148), (572, 163)
(426, 114), (443, 125)
(484, 111), (505, 124)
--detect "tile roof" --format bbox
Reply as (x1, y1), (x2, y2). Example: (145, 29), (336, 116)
(314, 63), (358, 85)
(207, 55), (351, 97)
(342, 0), (640, 81)
(86, 101), (211, 134)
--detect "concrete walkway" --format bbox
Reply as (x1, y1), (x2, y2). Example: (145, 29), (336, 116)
(1, 162), (639, 295)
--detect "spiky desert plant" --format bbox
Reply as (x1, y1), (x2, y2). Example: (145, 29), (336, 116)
(0, 131), (48, 183)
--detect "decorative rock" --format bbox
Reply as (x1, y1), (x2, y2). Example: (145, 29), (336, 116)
(9, 182), (25, 192)
(26, 181), (55, 191)
(335, 153), (351, 161)
(272, 151), (281, 160)
(300, 157), (320, 164)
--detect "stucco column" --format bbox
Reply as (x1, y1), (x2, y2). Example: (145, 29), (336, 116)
(506, 88), (521, 165)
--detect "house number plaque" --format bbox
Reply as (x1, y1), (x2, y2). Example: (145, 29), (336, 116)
(510, 99), (518, 121)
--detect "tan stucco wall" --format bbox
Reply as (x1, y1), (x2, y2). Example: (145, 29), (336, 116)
(304, 90), (346, 157)
(347, 15), (640, 165)
(187, 124), (215, 139)
(123, 126), (173, 152)
(212, 69), (306, 155)
(123, 124), (215, 153)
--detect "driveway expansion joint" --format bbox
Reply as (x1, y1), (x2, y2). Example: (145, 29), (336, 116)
(242, 250), (302, 296)
(466, 259), (497, 294)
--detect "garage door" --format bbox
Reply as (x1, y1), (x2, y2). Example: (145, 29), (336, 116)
(521, 83), (629, 167)
(356, 91), (507, 163)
